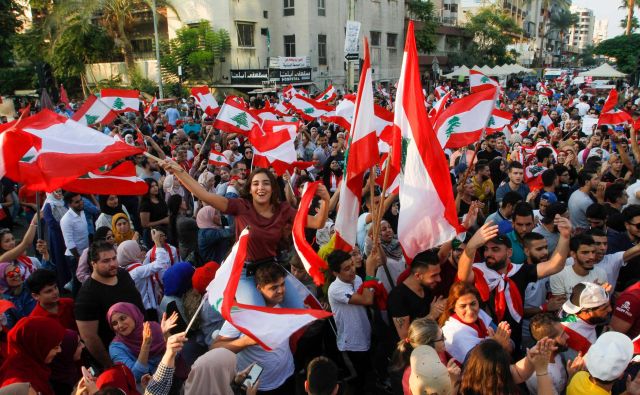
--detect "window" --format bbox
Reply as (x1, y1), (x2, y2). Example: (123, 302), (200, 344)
(386, 33), (397, 48)
(284, 0), (294, 16)
(318, 34), (327, 65)
(284, 34), (296, 56)
(318, 0), (325, 16)
(236, 22), (255, 47)
(131, 38), (153, 53)
(370, 31), (381, 46)
(263, 10), (268, 18)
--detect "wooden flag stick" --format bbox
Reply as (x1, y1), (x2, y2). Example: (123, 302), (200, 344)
(372, 152), (392, 247)
(367, 165), (378, 239)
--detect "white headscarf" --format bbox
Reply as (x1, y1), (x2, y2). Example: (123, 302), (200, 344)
(184, 348), (237, 395)
(44, 193), (67, 222)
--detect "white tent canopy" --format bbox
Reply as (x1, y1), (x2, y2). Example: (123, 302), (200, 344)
(443, 65), (470, 78)
(578, 63), (626, 78)
(480, 65), (494, 75)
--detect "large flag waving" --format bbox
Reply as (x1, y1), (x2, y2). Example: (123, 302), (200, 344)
(59, 161), (148, 195)
(207, 228), (331, 351)
(315, 85), (336, 103)
(72, 95), (117, 126)
(334, 38), (379, 251)
(250, 121), (300, 175)
(486, 108), (513, 134)
(293, 182), (329, 285)
(470, 70), (500, 93)
(100, 89), (140, 113)
(599, 88), (632, 126)
(395, 21), (462, 260)
(286, 94), (335, 121)
(433, 87), (497, 149)
(213, 96), (261, 136)
(2, 110), (142, 191)
(191, 86), (220, 116)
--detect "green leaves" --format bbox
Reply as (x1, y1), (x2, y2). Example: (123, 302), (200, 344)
(461, 6), (522, 66)
(594, 34), (640, 74)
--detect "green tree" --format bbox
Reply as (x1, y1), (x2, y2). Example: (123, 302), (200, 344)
(577, 44), (597, 67)
(0, 0), (25, 67)
(160, 20), (231, 83)
(549, 9), (579, 57)
(594, 33), (640, 74)
(620, 16), (639, 33)
(620, 0), (640, 36)
(463, 6), (523, 66)
(406, 0), (438, 53)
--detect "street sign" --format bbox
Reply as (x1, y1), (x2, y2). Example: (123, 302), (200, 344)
(345, 53), (358, 61)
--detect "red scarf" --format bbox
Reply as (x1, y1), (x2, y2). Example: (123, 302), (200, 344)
(150, 243), (175, 265)
(451, 313), (489, 339)
(472, 262), (524, 323)
(16, 256), (34, 279)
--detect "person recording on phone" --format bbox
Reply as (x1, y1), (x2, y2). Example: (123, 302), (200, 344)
(211, 262), (294, 394)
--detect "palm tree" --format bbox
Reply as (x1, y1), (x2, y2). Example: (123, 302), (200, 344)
(549, 9), (579, 58)
(621, 0), (640, 36)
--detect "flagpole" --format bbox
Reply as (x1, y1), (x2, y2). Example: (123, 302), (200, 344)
(367, 166), (378, 239)
(372, 150), (392, 247)
(35, 192), (42, 241)
(185, 295), (207, 333)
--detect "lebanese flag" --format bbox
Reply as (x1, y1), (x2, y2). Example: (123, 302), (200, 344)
(469, 70), (500, 94)
(144, 97), (158, 118)
(191, 86), (220, 116)
(524, 164), (547, 191)
(100, 89), (140, 113)
(206, 228), (331, 351)
(315, 85), (336, 103)
(59, 161), (148, 195)
(3, 110), (142, 191)
(208, 150), (231, 167)
(599, 88), (632, 126)
(539, 82), (552, 97)
(274, 102), (290, 116)
(293, 182), (329, 285)
(71, 95), (117, 126)
(377, 85), (390, 98)
(283, 84), (297, 99)
(434, 85), (447, 100)
(395, 21), (461, 260)
(428, 90), (452, 121)
(255, 101), (279, 122)
(434, 87), (498, 149)
(486, 108), (513, 134)
(213, 96), (261, 136)
(249, 121), (299, 175)
(561, 318), (595, 355)
(59, 84), (71, 110)
(334, 38), (379, 252)
(286, 94), (335, 121)
(539, 110), (554, 129)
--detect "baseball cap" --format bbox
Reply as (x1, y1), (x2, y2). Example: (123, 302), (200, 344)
(540, 192), (558, 204)
(409, 346), (451, 395)
(585, 331), (633, 381)
(562, 282), (609, 315)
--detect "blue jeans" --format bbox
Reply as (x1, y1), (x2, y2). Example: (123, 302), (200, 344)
(235, 268), (305, 308)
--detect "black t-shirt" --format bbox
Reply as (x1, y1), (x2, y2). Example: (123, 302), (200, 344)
(387, 282), (434, 341)
(74, 269), (144, 348)
(476, 149), (502, 162)
(139, 198), (168, 224)
(482, 263), (538, 351)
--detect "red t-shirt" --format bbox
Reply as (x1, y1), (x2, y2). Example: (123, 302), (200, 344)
(224, 198), (296, 261)
(29, 297), (77, 332)
(613, 282), (640, 339)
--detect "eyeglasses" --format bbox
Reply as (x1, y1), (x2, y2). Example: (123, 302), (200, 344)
(432, 335), (446, 344)
(5, 267), (21, 279)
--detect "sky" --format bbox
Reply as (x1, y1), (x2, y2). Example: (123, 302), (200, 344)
(571, 0), (626, 39)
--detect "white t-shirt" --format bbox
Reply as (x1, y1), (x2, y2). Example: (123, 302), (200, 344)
(627, 180), (640, 207)
(218, 320), (294, 391)
(525, 354), (567, 395)
(550, 264), (607, 298)
(328, 276), (371, 352)
(575, 102), (590, 116)
(565, 251), (625, 287)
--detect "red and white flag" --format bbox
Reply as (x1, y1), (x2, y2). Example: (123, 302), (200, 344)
(599, 88), (632, 126)
(538, 81), (553, 97)
(100, 89), (140, 113)
(486, 108), (513, 134)
(315, 85), (336, 103)
(434, 85), (447, 100)
(428, 89), (452, 121)
(321, 95), (354, 130)
(293, 182), (329, 285)
(255, 101), (280, 122)
(191, 86), (220, 116)
(334, 38), (379, 251)
(434, 87), (498, 149)
(207, 228), (331, 351)
(395, 21), (461, 260)
(249, 121), (299, 175)
(71, 95), (117, 126)
(60, 161), (148, 195)
(282, 84), (297, 99)
(539, 110), (554, 129)
(59, 84), (72, 110)
(213, 97), (261, 136)
(2, 110), (142, 191)
(562, 318), (595, 355)
(144, 97), (158, 118)
(208, 150), (231, 167)
(469, 70), (500, 94)
(286, 94), (335, 121)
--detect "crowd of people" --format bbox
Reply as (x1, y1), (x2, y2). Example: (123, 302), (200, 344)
(1, 74), (640, 395)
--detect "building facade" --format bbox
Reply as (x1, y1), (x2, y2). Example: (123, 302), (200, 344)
(593, 18), (608, 46)
(567, 5), (595, 53)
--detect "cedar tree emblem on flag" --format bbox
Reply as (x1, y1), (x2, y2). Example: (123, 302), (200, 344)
(232, 112), (249, 128)
(445, 116), (461, 138)
(112, 98), (125, 110)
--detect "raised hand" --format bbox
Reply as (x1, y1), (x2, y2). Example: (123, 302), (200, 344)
(492, 321), (512, 350)
(427, 296), (446, 321)
(554, 215), (572, 238)
(466, 221), (499, 251)
(566, 352), (585, 377)
(161, 312), (179, 336)
(142, 321), (153, 347)
(446, 359), (461, 384)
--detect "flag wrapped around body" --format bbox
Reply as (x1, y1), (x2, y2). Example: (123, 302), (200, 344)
(206, 228), (331, 351)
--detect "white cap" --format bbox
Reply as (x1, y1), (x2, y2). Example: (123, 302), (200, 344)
(409, 346), (452, 395)
(562, 282), (609, 315)
(585, 331), (633, 381)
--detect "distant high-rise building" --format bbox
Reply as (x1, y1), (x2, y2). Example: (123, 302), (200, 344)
(593, 19), (608, 45)
(568, 6), (595, 52)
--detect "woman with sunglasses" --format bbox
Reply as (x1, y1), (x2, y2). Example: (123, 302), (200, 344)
(0, 262), (36, 328)
(0, 214), (51, 283)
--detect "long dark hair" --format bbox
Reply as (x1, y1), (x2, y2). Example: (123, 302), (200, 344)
(459, 340), (519, 395)
(240, 168), (281, 207)
(142, 179), (161, 202)
(167, 194), (182, 246)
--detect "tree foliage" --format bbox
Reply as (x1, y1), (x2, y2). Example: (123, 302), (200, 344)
(406, 0), (438, 54)
(594, 33), (640, 74)
(160, 20), (231, 83)
(0, 0), (25, 67)
(462, 6), (523, 66)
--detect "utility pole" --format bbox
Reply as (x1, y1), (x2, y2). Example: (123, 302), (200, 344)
(152, 0), (164, 99)
(347, 0), (356, 92)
